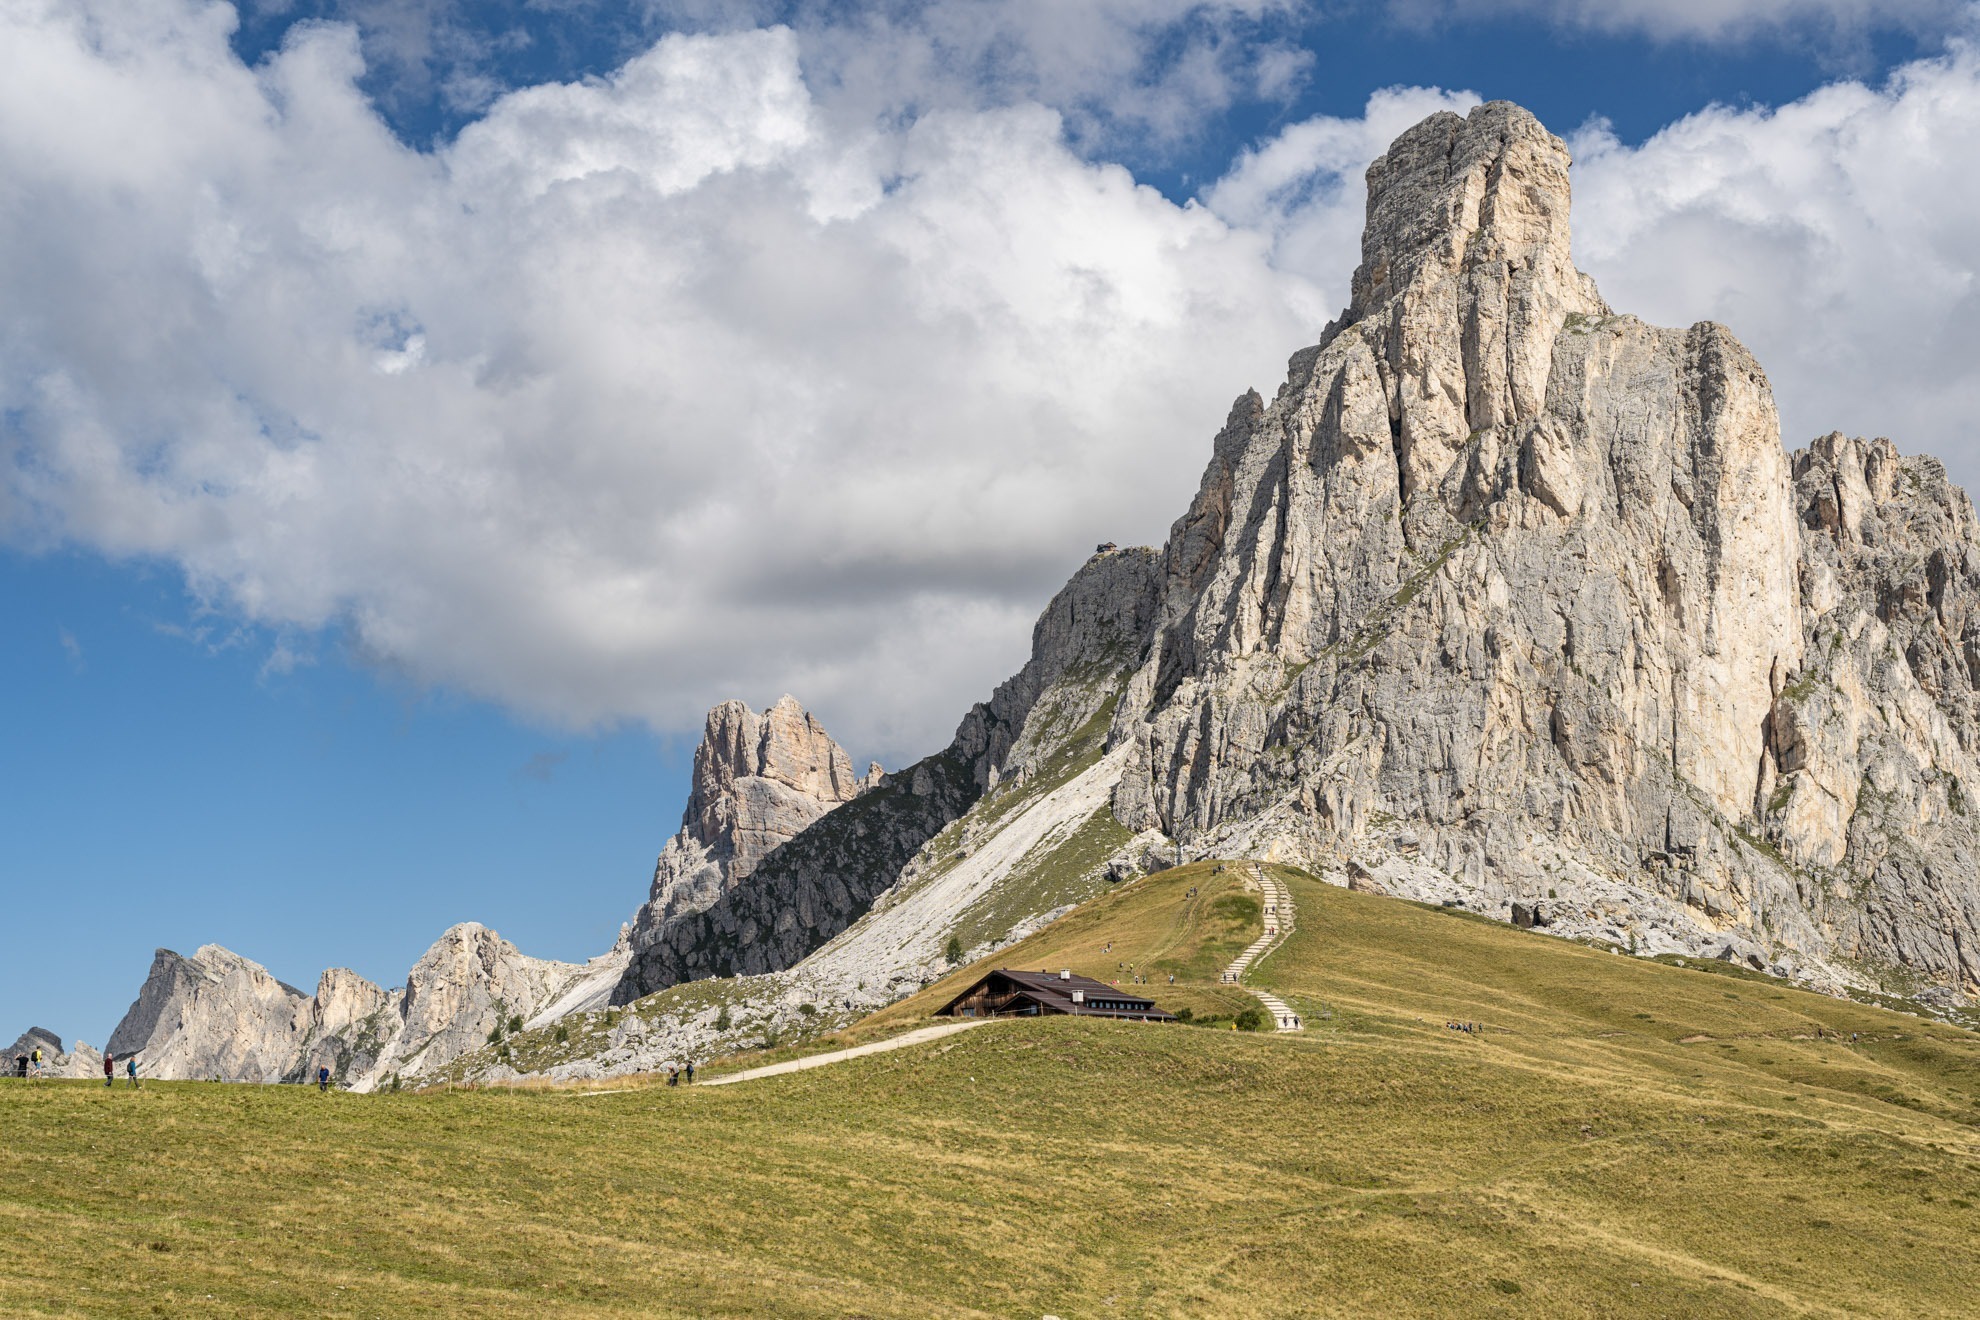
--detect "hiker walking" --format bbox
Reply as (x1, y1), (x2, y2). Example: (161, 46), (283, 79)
(12, 1053), (23, 1079)
(104, 1052), (115, 1088)
(30, 1046), (43, 1080)
(684, 1060), (694, 1085)
(126, 1055), (140, 1089)
(317, 1065), (330, 1093)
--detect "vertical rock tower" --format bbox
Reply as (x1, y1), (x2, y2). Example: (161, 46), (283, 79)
(625, 696), (864, 948)
(1094, 102), (1980, 994)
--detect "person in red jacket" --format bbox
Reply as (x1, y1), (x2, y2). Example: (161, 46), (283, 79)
(104, 1052), (114, 1088)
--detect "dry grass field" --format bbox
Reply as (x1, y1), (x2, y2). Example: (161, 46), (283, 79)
(5, 862), (1979, 1317)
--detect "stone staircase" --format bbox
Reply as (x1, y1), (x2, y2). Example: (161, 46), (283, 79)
(1220, 864), (1302, 1031)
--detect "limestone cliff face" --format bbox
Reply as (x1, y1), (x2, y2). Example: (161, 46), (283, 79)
(954, 547), (1165, 789)
(363, 922), (592, 1084)
(1763, 434), (1980, 986)
(617, 694), (955, 1001)
(106, 945), (313, 1082)
(295, 966), (400, 1086)
(1087, 101), (1980, 997)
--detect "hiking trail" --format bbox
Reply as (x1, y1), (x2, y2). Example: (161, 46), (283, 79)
(699, 1019), (992, 1086)
(1221, 863), (1302, 1031)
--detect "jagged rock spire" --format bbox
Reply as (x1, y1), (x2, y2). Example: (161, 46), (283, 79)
(1326, 102), (1607, 501)
(629, 695), (863, 947)
(1110, 98), (1980, 995)
(685, 695), (860, 863)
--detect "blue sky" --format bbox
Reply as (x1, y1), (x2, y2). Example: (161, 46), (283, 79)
(3, 552), (683, 1041)
(227, 1), (1940, 164)
(6, 0), (1980, 1044)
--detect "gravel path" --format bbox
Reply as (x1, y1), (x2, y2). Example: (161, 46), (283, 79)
(698, 1019), (993, 1087)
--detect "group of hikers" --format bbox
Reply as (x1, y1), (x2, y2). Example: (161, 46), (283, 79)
(9, 1046), (141, 1084)
(666, 1061), (695, 1086)
(1445, 1020), (1484, 1036)
(1112, 963), (1168, 986)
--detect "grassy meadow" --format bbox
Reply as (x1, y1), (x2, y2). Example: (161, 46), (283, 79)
(5, 861), (1980, 1316)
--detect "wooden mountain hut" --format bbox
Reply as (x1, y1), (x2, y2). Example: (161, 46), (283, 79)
(935, 968), (1176, 1022)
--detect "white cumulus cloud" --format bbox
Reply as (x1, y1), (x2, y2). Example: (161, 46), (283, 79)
(8, 0), (1980, 767)
(1569, 37), (1980, 477)
(0, 1), (1336, 757)
(778, 0), (1316, 146)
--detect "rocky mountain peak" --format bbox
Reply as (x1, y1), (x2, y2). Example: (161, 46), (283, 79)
(1086, 100), (1980, 999)
(1322, 101), (1607, 503)
(365, 922), (588, 1082)
(623, 696), (864, 963)
(1349, 103), (1589, 317)
(312, 967), (390, 1038)
(4, 1026), (103, 1079)
(106, 945), (312, 1080)
(688, 695), (859, 847)
(9, 1026), (62, 1056)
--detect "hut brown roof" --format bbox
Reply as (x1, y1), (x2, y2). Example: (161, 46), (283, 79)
(935, 968), (1176, 1022)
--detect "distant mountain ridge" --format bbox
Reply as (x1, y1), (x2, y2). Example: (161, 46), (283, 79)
(102, 924), (624, 1089)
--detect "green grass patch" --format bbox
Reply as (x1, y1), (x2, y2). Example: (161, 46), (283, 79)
(8, 864), (1980, 1316)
